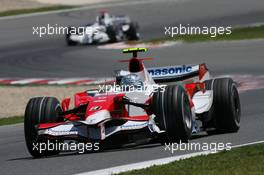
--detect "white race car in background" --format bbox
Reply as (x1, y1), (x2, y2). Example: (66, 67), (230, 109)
(65, 11), (140, 45)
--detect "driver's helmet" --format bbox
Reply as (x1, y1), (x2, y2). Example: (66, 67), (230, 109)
(96, 11), (110, 25)
(120, 74), (144, 90)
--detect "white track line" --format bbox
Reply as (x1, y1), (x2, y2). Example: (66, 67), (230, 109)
(75, 140), (264, 175)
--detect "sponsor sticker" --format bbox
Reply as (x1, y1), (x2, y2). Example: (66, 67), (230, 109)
(148, 65), (198, 78)
(90, 106), (102, 111)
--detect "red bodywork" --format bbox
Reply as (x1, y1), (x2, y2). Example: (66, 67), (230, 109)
(38, 92), (150, 129)
(38, 57), (208, 130)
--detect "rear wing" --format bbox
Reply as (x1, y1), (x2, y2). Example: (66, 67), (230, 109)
(147, 64), (210, 83)
(115, 63), (210, 84)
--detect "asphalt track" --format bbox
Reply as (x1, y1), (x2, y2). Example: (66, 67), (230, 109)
(0, 0), (264, 77)
(0, 0), (264, 174)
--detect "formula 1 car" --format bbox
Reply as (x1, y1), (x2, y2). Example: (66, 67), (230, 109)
(65, 11), (140, 45)
(24, 48), (241, 158)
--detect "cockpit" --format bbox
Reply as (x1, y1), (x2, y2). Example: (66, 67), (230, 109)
(120, 74), (144, 90)
(96, 12), (111, 25)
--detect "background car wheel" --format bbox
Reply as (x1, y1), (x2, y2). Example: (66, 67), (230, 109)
(203, 78), (241, 133)
(126, 22), (140, 40)
(152, 85), (192, 143)
(106, 26), (117, 43)
(24, 97), (63, 158)
(65, 26), (78, 46)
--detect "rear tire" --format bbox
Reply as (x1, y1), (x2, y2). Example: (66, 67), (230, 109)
(106, 26), (117, 43)
(126, 22), (140, 40)
(203, 78), (241, 133)
(24, 97), (63, 158)
(152, 85), (192, 143)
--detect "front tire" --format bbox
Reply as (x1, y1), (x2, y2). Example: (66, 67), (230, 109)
(24, 97), (63, 158)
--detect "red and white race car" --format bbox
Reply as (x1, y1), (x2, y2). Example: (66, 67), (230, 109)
(24, 48), (241, 158)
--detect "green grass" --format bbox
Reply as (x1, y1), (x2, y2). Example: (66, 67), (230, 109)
(147, 25), (264, 43)
(0, 5), (76, 17)
(118, 143), (264, 175)
(0, 116), (23, 126)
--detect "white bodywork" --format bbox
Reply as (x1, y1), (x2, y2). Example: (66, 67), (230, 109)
(70, 24), (110, 44)
(193, 90), (213, 114)
(68, 13), (133, 44)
